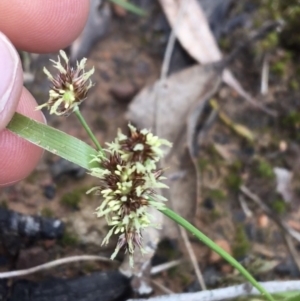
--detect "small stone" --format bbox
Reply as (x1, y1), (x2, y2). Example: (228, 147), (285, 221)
(275, 257), (300, 277)
(0, 254), (9, 267)
(110, 82), (137, 103)
(43, 184), (56, 200)
(16, 247), (48, 270)
(233, 210), (247, 223)
(209, 239), (232, 263)
(257, 214), (269, 228)
(135, 61), (150, 77)
(203, 266), (221, 287)
(50, 158), (86, 179)
(218, 87), (230, 99)
(221, 264), (233, 274)
(202, 198), (214, 210)
(279, 140), (287, 152)
(43, 239), (56, 249)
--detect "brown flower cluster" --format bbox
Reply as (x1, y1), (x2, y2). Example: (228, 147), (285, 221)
(36, 50), (94, 116)
(88, 125), (171, 265)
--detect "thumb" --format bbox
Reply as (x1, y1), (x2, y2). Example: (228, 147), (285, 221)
(0, 31), (23, 130)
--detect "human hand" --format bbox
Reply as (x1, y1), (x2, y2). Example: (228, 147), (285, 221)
(0, 0), (89, 186)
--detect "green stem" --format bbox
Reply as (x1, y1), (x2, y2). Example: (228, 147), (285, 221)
(160, 207), (275, 301)
(109, 0), (146, 16)
(74, 106), (102, 152)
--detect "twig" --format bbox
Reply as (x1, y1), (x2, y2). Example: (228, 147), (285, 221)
(151, 261), (182, 294)
(127, 280), (300, 301)
(151, 260), (182, 275)
(151, 279), (174, 295)
(221, 21), (284, 71)
(210, 99), (255, 142)
(287, 227), (300, 242)
(283, 233), (300, 272)
(221, 21), (284, 117)
(261, 54), (269, 95)
(0, 255), (114, 279)
(0, 253), (181, 280)
(179, 227), (207, 290)
(154, 0), (186, 135)
(240, 185), (300, 242)
(161, 20), (209, 283)
(154, 0), (207, 291)
(159, 15), (178, 80)
(240, 185), (300, 272)
(238, 194), (253, 218)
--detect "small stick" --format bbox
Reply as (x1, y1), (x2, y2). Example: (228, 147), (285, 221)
(154, 0), (187, 135)
(0, 255), (114, 279)
(238, 194), (253, 218)
(240, 185), (300, 243)
(240, 185), (300, 273)
(151, 279), (174, 295)
(127, 280), (300, 301)
(261, 54), (269, 95)
(151, 259), (182, 275)
(180, 227), (207, 290)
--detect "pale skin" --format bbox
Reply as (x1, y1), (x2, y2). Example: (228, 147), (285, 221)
(0, 0), (90, 186)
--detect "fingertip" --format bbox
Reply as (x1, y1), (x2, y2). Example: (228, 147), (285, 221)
(0, 32), (23, 130)
(17, 88), (45, 123)
(0, 0), (90, 52)
(0, 87), (45, 186)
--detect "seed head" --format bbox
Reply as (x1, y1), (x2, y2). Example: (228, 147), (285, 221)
(88, 125), (172, 266)
(107, 124), (172, 172)
(36, 50), (94, 116)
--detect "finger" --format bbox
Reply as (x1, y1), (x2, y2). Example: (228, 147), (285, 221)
(0, 87), (45, 186)
(0, 32), (23, 130)
(0, 0), (90, 53)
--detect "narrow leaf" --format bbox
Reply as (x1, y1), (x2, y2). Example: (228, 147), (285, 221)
(109, 0), (146, 16)
(210, 99), (255, 142)
(160, 206), (275, 301)
(274, 291), (300, 301)
(6, 113), (98, 170)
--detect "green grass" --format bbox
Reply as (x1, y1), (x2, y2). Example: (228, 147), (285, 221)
(59, 231), (79, 247)
(40, 207), (54, 218)
(256, 159), (274, 179)
(60, 191), (82, 209)
(232, 224), (250, 259)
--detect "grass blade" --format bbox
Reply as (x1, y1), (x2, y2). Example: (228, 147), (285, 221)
(160, 206), (275, 301)
(6, 113), (98, 170)
(109, 0), (146, 16)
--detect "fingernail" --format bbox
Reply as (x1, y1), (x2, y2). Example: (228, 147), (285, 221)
(0, 32), (19, 114)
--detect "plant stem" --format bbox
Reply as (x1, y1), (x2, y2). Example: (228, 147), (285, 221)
(109, 0), (146, 16)
(73, 106), (102, 152)
(160, 207), (275, 301)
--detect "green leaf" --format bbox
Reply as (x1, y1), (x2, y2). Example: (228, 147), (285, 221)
(273, 291), (300, 301)
(109, 0), (146, 16)
(159, 206), (276, 301)
(286, 293), (300, 301)
(6, 113), (98, 170)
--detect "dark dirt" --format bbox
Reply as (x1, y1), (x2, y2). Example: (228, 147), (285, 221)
(2, 0), (300, 299)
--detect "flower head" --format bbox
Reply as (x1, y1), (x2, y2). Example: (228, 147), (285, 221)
(107, 124), (172, 172)
(88, 125), (171, 266)
(36, 50), (94, 116)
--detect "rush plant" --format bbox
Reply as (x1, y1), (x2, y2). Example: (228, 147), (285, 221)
(6, 51), (275, 301)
